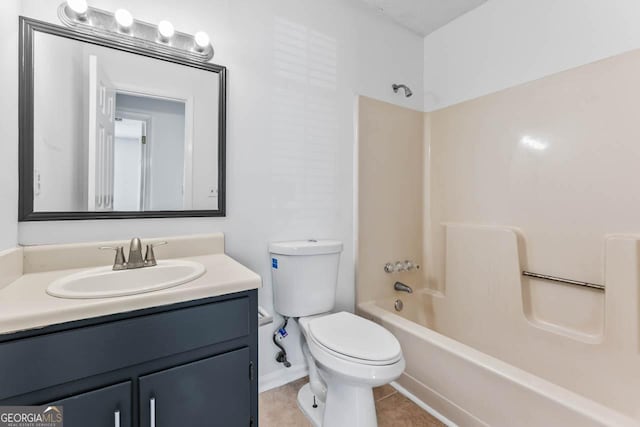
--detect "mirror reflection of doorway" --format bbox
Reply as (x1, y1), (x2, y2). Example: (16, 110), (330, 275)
(113, 116), (149, 211)
(86, 57), (189, 212)
(114, 93), (187, 211)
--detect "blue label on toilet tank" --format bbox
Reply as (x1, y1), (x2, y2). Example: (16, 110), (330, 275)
(272, 258), (278, 269)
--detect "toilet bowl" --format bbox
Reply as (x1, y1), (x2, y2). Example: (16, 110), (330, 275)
(269, 239), (405, 427)
(297, 312), (405, 427)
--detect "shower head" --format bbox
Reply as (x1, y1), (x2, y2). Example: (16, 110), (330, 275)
(392, 83), (413, 98)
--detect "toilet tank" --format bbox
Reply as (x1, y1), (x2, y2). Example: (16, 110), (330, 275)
(270, 240), (343, 318)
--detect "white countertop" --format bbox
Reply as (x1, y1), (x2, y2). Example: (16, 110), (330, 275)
(0, 234), (262, 335)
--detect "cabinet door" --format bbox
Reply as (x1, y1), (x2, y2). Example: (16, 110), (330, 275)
(139, 348), (250, 427)
(48, 381), (131, 427)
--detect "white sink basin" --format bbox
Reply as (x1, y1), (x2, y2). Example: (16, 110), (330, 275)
(47, 260), (206, 299)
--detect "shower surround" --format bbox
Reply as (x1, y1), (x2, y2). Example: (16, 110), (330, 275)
(356, 46), (640, 426)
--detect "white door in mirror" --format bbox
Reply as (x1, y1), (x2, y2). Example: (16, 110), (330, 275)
(87, 54), (116, 212)
(46, 260), (206, 299)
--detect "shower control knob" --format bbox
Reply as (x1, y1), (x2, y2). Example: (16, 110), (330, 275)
(384, 263), (395, 273)
(404, 260), (414, 271)
(395, 261), (405, 272)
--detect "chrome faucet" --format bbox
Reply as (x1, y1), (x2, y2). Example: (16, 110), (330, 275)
(100, 238), (167, 271)
(394, 281), (413, 293)
(127, 238), (145, 269)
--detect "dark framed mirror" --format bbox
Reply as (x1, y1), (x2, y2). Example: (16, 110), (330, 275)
(18, 17), (226, 221)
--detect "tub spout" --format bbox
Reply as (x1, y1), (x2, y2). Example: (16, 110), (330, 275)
(394, 281), (413, 293)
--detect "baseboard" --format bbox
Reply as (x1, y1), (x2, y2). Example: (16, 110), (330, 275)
(394, 373), (486, 427)
(391, 380), (458, 427)
(259, 363), (308, 393)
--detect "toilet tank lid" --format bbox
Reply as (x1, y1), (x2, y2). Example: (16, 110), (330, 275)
(269, 240), (343, 256)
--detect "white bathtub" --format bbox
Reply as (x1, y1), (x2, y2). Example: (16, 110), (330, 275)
(358, 297), (638, 427)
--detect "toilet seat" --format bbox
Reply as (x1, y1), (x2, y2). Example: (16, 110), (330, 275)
(307, 312), (402, 366)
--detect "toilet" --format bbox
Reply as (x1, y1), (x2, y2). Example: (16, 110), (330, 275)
(270, 240), (405, 427)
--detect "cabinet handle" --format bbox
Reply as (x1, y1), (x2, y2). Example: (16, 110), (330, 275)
(150, 398), (156, 427)
(114, 410), (120, 427)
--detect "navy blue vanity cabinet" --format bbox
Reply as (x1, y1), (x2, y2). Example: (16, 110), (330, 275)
(139, 348), (251, 426)
(0, 290), (258, 427)
(48, 382), (132, 427)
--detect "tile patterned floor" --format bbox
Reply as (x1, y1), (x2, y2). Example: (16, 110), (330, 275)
(259, 377), (445, 427)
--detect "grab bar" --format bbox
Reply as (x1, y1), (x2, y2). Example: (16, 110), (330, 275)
(522, 271), (604, 291)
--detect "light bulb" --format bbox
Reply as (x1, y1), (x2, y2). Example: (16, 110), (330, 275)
(115, 9), (133, 29)
(66, 0), (88, 14)
(158, 20), (175, 40)
(194, 31), (210, 49)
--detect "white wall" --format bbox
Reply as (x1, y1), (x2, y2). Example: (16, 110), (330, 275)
(16, 0), (424, 385)
(113, 136), (142, 211)
(0, 0), (19, 250)
(423, 0), (640, 111)
(33, 33), (86, 212)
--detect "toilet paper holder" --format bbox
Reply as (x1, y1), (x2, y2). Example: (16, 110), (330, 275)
(258, 306), (273, 326)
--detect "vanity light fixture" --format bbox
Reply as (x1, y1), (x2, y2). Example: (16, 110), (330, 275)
(157, 20), (175, 42)
(66, 0), (87, 14)
(58, 2), (214, 61)
(114, 8), (134, 31)
(65, 0), (88, 19)
(194, 31), (210, 51)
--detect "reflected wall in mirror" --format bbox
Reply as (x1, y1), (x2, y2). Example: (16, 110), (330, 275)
(20, 18), (226, 220)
